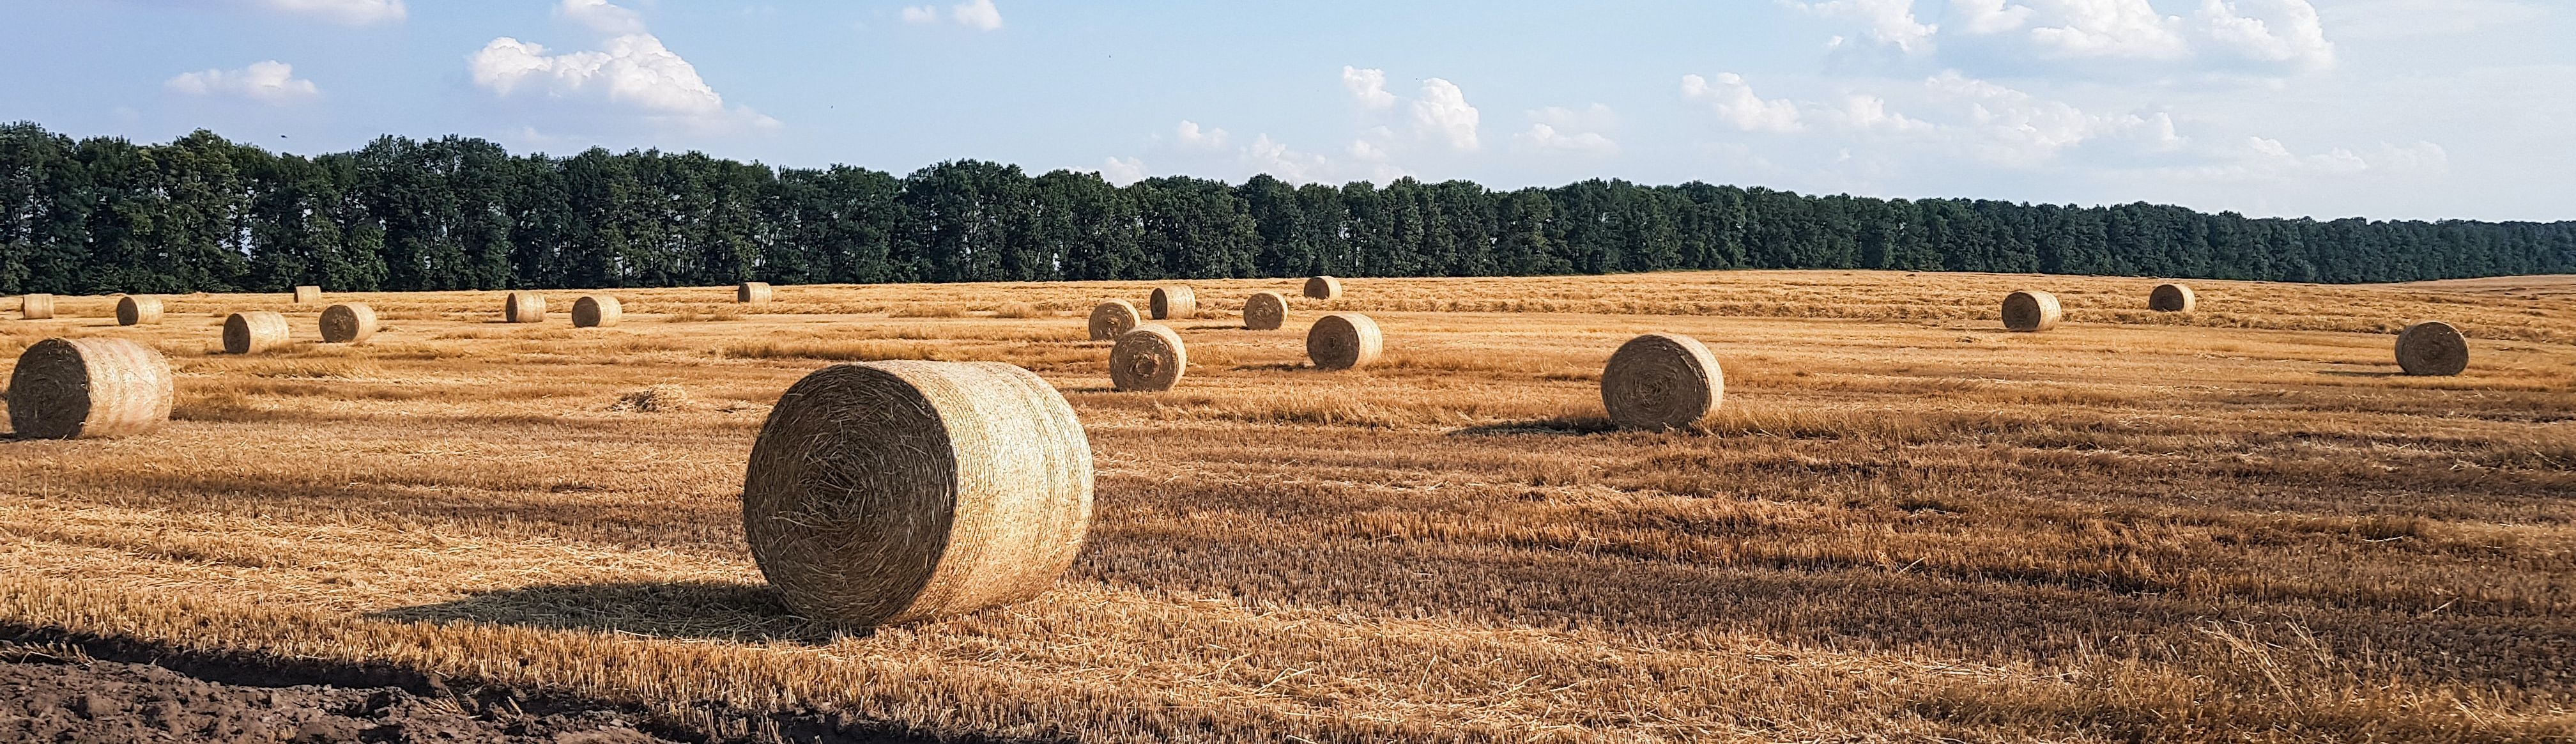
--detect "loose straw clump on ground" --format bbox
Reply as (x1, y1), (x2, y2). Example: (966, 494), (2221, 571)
(293, 286), (322, 304)
(1088, 300), (1140, 341)
(2396, 321), (2469, 376)
(1307, 313), (1383, 371)
(1109, 323), (1186, 391)
(19, 294), (53, 320)
(505, 291), (546, 323)
(2002, 290), (2062, 332)
(2150, 283), (2196, 312)
(1243, 291), (1287, 330)
(573, 295), (622, 328)
(222, 311), (289, 354)
(319, 303), (378, 344)
(609, 384), (702, 412)
(1304, 275), (1342, 300)
(116, 296), (162, 326)
(1150, 286), (1197, 320)
(8, 337), (173, 439)
(1602, 332), (1724, 431)
(738, 282), (773, 304)
(742, 360), (1094, 628)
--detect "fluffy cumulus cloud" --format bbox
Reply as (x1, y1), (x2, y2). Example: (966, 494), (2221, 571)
(1797, 0), (1940, 52)
(1172, 120), (1230, 150)
(1682, 74), (1805, 133)
(2161, 137), (2446, 182)
(1811, 0), (2336, 74)
(470, 1), (776, 130)
(556, 0), (645, 35)
(904, 0), (1004, 31)
(1342, 66), (1395, 109)
(254, 0), (404, 25)
(1409, 79), (1482, 151)
(1098, 157), (1147, 186)
(1515, 105), (1621, 155)
(165, 61), (321, 104)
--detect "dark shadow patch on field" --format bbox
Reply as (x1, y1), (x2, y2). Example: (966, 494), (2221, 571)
(1231, 362), (1307, 371)
(1446, 417), (1616, 437)
(372, 581), (838, 644)
(2316, 370), (2405, 378)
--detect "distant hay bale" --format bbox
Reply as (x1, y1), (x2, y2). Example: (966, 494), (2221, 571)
(293, 286), (322, 304)
(742, 360), (1094, 628)
(1303, 275), (1342, 300)
(1305, 313), (1383, 371)
(1149, 286), (1197, 320)
(1601, 333), (1724, 431)
(573, 295), (622, 328)
(319, 303), (378, 344)
(116, 296), (163, 326)
(222, 311), (289, 354)
(1109, 323), (1186, 392)
(1087, 300), (1140, 341)
(7, 337), (173, 439)
(2395, 321), (2469, 376)
(504, 291), (546, 323)
(738, 281), (773, 304)
(2001, 290), (2062, 332)
(1243, 291), (1287, 330)
(2149, 283), (2196, 312)
(18, 293), (53, 320)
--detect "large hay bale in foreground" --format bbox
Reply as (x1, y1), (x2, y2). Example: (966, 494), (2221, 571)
(19, 294), (53, 320)
(1304, 275), (1342, 300)
(742, 360), (1094, 628)
(1306, 313), (1383, 371)
(1601, 332), (1724, 431)
(2396, 321), (2469, 376)
(504, 291), (546, 323)
(738, 282), (773, 304)
(2149, 283), (2196, 313)
(1087, 300), (1140, 341)
(573, 295), (622, 328)
(2002, 290), (2062, 332)
(222, 311), (289, 354)
(8, 337), (173, 439)
(1243, 291), (1287, 330)
(116, 296), (163, 326)
(1109, 324), (1186, 392)
(293, 286), (323, 304)
(320, 303), (378, 344)
(1149, 286), (1196, 320)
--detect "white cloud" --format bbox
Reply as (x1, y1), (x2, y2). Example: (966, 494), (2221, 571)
(165, 61), (321, 104)
(1827, 95), (1935, 134)
(2195, 0), (2332, 70)
(557, 0), (645, 35)
(1924, 70), (2185, 165)
(1173, 120), (1229, 150)
(2023, 0), (2191, 59)
(1098, 157), (1147, 186)
(1517, 105), (1620, 155)
(1950, 0), (2034, 34)
(1246, 134), (1333, 182)
(1516, 124), (1620, 155)
(2161, 137), (2446, 182)
(469, 33), (778, 130)
(1347, 139), (1389, 162)
(1410, 78), (1482, 151)
(1682, 74), (1805, 133)
(255, 0), (404, 25)
(1342, 66), (1395, 109)
(1798, 0), (1940, 51)
(2323, 0), (2545, 40)
(903, 0), (1002, 30)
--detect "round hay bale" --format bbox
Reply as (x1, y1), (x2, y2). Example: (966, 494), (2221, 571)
(2149, 283), (2196, 313)
(1108, 323), (1186, 392)
(504, 291), (546, 323)
(2001, 290), (2062, 332)
(1087, 300), (1140, 341)
(293, 286), (323, 304)
(1243, 291), (1287, 330)
(1303, 275), (1342, 300)
(2396, 321), (2469, 376)
(573, 295), (622, 328)
(738, 281), (774, 304)
(7, 337), (173, 440)
(742, 360), (1094, 628)
(19, 293), (54, 320)
(1149, 286), (1197, 320)
(222, 311), (289, 355)
(116, 296), (163, 326)
(1306, 313), (1383, 371)
(319, 303), (378, 344)
(1601, 332), (1724, 431)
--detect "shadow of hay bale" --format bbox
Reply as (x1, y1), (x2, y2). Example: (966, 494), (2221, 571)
(1446, 416), (1616, 437)
(369, 582), (841, 644)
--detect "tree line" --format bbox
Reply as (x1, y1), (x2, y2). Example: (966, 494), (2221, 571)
(3, 122), (2570, 296)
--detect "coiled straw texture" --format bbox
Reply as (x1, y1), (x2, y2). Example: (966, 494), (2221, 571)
(2002, 290), (2062, 332)
(1601, 332), (1724, 431)
(742, 360), (1094, 628)
(1109, 323), (1186, 392)
(1243, 291), (1287, 330)
(2150, 283), (2196, 313)
(1087, 300), (1140, 341)
(1303, 275), (1342, 300)
(8, 337), (173, 439)
(320, 303), (377, 344)
(573, 295), (622, 328)
(2395, 321), (2468, 376)
(1306, 313), (1383, 371)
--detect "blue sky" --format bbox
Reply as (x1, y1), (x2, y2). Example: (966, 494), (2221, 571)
(1, 1), (2568, 222)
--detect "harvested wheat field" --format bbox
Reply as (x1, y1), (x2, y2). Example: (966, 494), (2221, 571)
(1, 270), (2572, 743)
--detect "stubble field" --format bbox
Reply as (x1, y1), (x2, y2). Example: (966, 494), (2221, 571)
(3, 269), (2573, 742)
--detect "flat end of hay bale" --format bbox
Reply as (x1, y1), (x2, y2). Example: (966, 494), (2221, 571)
(2396, 321), (2468, 376)
(1110, 324), (1186, 391)
(1602, 332), (1724, 431)
(2002, 290), (2062, 332)
(2149, 283), (2196, 313)
(320, 303), (378, 344)
(1243, 291), (1287, 330)
(1087, 300), (1140, 341)
(8, 337), (174, 439)
(1305, 313), (1383, 371)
